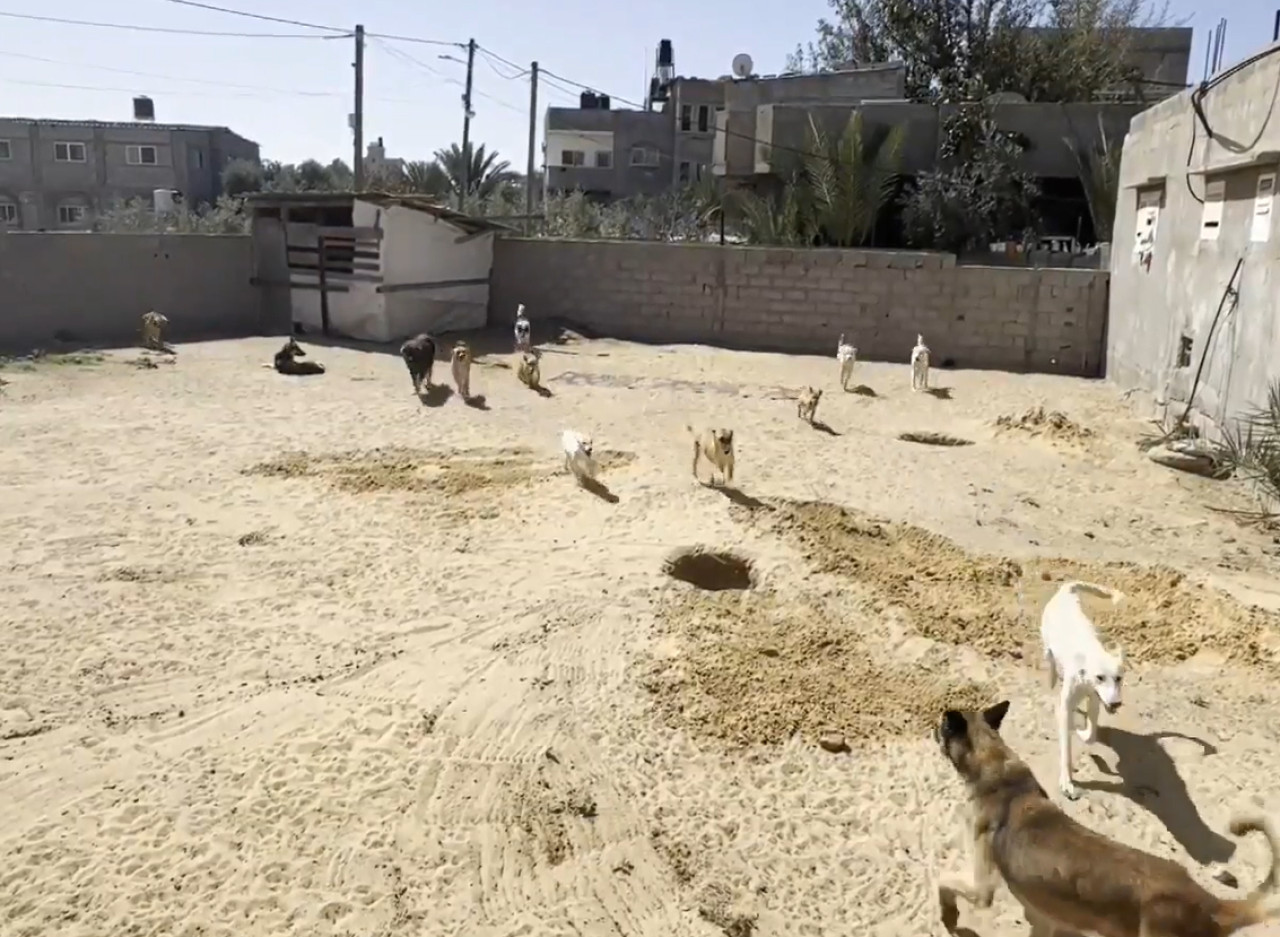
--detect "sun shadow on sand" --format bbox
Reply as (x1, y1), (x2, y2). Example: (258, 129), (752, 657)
(418, 384), (453, 408)
(581, 478), (619, 503)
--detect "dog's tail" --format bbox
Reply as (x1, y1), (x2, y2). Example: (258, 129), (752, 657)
(1225, 814), (1280, 927)
(1060, 580), (1124, 606)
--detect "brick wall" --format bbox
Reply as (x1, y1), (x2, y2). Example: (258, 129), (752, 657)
(489, 238), (1109, 376)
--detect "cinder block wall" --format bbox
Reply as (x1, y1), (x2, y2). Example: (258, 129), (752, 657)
(489, 238), (1109, 375)
(0, 233), (259, 352)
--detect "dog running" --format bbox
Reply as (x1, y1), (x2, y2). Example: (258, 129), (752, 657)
(935, 700), (1280, 937)
(514, 303), (532, 354)
(1041, 578), (1126, 799)
(911, 333), (930, 392)
(450, 341), (473, 400)
(797, 386), (822, 424)
(836, 333), (857, 391)
(688, 425), (735, 487)
(140, 311), (169, 352)
(399, 333), (437, 395)
(561, 429), (599, 484)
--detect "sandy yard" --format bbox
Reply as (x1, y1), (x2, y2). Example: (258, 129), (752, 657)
(3, 332), (1280, 937)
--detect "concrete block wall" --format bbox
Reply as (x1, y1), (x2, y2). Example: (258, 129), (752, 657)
(490, 238), (1109, 375)
(0, 233), (258, 351)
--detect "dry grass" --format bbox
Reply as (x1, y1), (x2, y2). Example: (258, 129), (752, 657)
(994, 405), (1096, 446)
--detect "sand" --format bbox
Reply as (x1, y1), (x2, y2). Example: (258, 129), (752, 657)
(2, 335), (1280, 937)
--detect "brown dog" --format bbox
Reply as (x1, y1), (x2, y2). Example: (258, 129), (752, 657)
(797, 386), (821, 424)
(935, 700), (1280, 937)
(516, 350), (541, 389)
(451, 341), (472, 400)
(687, 425), (734, 486)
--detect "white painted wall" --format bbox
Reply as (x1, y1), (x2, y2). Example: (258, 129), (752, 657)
(286, 211), (385, 341)
(545, 130), (613, 168)
(376, 203), (495, 341)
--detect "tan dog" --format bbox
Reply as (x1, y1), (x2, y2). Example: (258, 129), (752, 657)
(451, 341), (472, 399)
(935, 700), (1280, 937)
(517, 350), (541, 389)
(797, 386), (822, 424)
(687, 425), (735, 486)
(140, 311), (169, 351)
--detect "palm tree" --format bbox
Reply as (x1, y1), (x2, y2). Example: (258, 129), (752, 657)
(1065, 115), (1123, 243)
(432, 143), (517, 199)
(801, 111), (905, 247)
(400, 160), (452, 197)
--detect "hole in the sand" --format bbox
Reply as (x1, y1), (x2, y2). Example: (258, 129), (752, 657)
(898, 431), (973, 447)
(662, 546), (756, 592)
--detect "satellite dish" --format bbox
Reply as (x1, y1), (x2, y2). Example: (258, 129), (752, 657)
(731, 53), (754, 79)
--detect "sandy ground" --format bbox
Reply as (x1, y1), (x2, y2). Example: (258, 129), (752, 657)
(3, 333), (1280, 937)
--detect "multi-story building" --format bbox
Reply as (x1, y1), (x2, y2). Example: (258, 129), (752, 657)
(543, 30), (1193, 204)
(0, 99), (259, 230)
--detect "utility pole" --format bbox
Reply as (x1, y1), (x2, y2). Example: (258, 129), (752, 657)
(353, 24), (365, 191)
(459, 38), (477, 211)
(525, 62), (539, 235)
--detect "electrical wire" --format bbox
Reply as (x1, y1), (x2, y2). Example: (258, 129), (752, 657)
(477, 48), (529, 81)
(160, 0), (347, 33)
(364, 32), (464, 50)
(0, 9), (340, 38)
(371, 38), (525, 114)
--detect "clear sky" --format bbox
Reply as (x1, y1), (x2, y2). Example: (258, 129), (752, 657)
(0, 0), (1274, 172)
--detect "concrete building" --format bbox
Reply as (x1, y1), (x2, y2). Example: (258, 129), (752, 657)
(543, 30), (1192, 207)
(363, 137), (406, 183)
(1107, 41), (1280, 437)
(0, 110), (259, 231)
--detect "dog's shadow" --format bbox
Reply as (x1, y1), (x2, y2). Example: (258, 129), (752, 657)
(418, 384), (453, 407)
(706, 484), (767, 510)
(581, 478), (619, 503)
(809, 419), (841, 436)
(846, 384), (877, 397)
(531, 384), (554, 398)
(463, 393), (490, 410)
(1082, 727), (1235, 865)
(927, 387), (953, 400)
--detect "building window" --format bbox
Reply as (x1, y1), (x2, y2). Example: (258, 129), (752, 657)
(54, 142), (87, 163)
(560, 149), (585, 167)
(190, 148), (204, 169)
(630, 145), (660, 167)
(0, 139), (10, 160)
(57, 203), (86, 225)
(697, 105), (710, 133)
(0, 201), (17, 224)
(678, 161), (691, 184)
(680, 104), (692, 132)
(594, 150), (612, 169)
(126, 145), (159, 166)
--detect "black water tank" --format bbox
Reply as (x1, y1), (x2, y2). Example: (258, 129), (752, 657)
(598, 94), (611, 110)
(132, 96), (155, 121)
(658, 39), (673, 67)
(579, 91), (598, 108)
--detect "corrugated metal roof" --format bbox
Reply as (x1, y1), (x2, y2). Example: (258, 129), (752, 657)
(244, 191), (512, 234)
(0, 117), (255, 139)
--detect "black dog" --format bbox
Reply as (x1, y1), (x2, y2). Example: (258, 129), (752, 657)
(400, 333), (437, 394)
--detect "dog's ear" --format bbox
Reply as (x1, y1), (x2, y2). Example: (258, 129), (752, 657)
(982, 700), (1011, 731)
(1113, 646), (1125, 670)
(941, 709), (968, 739)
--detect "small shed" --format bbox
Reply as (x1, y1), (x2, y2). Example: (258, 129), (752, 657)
(246, 192), (510, 343)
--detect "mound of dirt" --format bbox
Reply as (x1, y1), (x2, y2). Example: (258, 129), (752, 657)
(898, 431), (973, 447)
(994, 405), (1095, 445)
(642, 589), (994, 746)
(245, 447), (541, 496)
(735, 499), (1278, 668)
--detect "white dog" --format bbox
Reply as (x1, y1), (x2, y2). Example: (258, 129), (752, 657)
(514, 304), (532, 354)
(837, 333), (857, 391)
(561, 429), (599, 484)
(1040, 579), (1126, 800)
(910, 333), (930, 392)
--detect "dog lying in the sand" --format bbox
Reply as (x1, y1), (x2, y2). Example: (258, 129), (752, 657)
(935, 699), (1280, 937)
(399, 333), (437, 394)
(272, 337), (325, 375)
(688, 425), (734, 486)
(1041, 578), (1126, 800)
(516, 350), (541, 389)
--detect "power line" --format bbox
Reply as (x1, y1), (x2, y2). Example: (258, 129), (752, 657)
(0, 77), (258, 97)
(160, 0), (347, 33)
(372, 38), (525, 115)
(476, 48), (528, 81)
(0, 74), (425, 105)
(0, 9), (341, 38)
(361, 32), (462, 49)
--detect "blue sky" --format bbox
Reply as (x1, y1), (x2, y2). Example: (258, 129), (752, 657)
(0, 0), (1274, 170)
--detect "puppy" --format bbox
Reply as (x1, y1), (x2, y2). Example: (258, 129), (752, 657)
(687, 425), (735, 486)
(1041, 579), (1126, 799)
(517, 350), (541, 388)
(514, 303), (532, 354)
(451, 341), (472, 400)
(797, 386), (822, 424)
(836, 333), (857, 391)
(911, 333), (930, 392)
(140, 311), (169, 351)
(561, 429), (598, 484)
(935, 700), (1280, 937)
(273, 337), (325, 375)
(399, 333), (437, 394)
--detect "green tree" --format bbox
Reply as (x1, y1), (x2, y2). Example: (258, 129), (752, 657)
(1065, 114), (1123, 241)
(221, 158), (264, 197)
(401, 159), (452, 196)
(433, 143), (518, 199)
